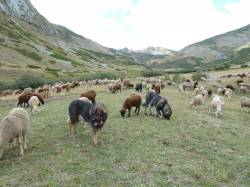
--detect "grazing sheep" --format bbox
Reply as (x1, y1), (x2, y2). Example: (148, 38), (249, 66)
(236, 80), (244, 86)
(239, 83), (250, 89)
(240, 97), (250, 112)
(80, 90), (97, 103)
(23, 87), (32, 94)
(226, 84), (235, 91)
(201, 89), (208, 98)
(240, 86), (247, 94)
(17, 93), (44, 107)
(112, 84), (122, 93)
(135, 83), (143, 92)
(78, 97), (91, 103)
(145, 84), (151, 91)
(152, 84), (161, 94)
(178, 84), (184, 93)
(123, 81), (134, 89)
(207, 89), (213, 97)
(210, 95), (224, 117)
(28, 96), (40, 114)
(107, 83), (114, 92)
(0, 107), (29, 158)
(193, 81), (199, 89)
(192, 88), (200, 96)
(224, 88), (232, 99)
(120, 93), (142, 117)
(190, 94), (203, 108)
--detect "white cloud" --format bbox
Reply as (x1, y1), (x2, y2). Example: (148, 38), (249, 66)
(30, 0), (250, 51)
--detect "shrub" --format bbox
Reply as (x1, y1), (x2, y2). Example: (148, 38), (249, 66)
(0, 81), (18, 91)
(13, 48), (42, 61)
(80, 72), (122, 80)
(172, 73), (184, 83)
(191, 72), (203, 81)
(15, 74), (44, 89)
(164, 74), (171, 81)
(27, 64), (41, 69)
(241, 64), (248, 68)
(141, 69), (164, 77)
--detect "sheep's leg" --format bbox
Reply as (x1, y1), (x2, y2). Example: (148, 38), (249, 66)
(134, 107), (137, 113)
(144, 106), (148, 115)
(128, 108), (131, 117)
(137, 106), (140, 115)
(23, 134), (27, 150)
(92, 128), (98, 145)
(18, 136), (24, 156)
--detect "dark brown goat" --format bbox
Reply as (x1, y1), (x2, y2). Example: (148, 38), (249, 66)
(120, 93), (142, 117)
(17, 93), (44, 107)
(80, 90), (97, 103)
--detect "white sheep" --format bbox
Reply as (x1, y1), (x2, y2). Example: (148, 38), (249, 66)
(190, 94), (203, 108)
(201, 89), (208, 98)
(28, 96), (40, 114)
(240, 86), (247, 94)
(217, 87), (224, 95)
(240, 97), (250, 112)
(0, 107), (29, 158)
(224, 88), (232, 99)
(192, 88), (200, 96)
(78, 97), (91, 103)
(210, 95), (224, 117)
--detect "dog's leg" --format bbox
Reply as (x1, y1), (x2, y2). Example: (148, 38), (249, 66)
(68, 121), (74, 137)
(128, 108), (131, 117)
(149, 105), (153, 115)
(92, 128), (98, 145)
(97, 128), (101, 144)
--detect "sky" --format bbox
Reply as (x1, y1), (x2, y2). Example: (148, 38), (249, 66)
(30, 0), (250, 51)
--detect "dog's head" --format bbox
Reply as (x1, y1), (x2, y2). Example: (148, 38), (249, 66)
(90, 104), (108, 128)
(162, 103), (172, 120)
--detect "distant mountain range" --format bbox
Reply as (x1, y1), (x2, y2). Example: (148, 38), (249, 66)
(0, 0), (250, 81)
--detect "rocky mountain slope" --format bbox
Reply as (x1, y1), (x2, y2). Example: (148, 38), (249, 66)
(156, 24), (250, 70)
(0, 0), (146, 81)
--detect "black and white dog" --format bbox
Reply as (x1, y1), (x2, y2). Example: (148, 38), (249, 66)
(142, 91), (172, 119)
(68, 100), (108, 145)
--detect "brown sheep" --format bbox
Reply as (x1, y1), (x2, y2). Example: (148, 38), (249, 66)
(80, 90), (97, 103)
(55, 86), (62, 93)
(123, 81), (134, 89)
(17, 93), (44, 107)
(112, 84), (122, 93)
(120, 93), (142, 117)
(152, 84), (161, 94)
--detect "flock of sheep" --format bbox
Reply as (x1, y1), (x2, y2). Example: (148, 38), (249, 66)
(0, 71), (250, 159)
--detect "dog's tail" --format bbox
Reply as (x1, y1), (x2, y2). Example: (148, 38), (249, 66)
(68, 101), (79, 124)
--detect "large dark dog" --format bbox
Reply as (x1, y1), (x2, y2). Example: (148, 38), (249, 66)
(68, 100), (108, 145)
(142, 91), (172, 119)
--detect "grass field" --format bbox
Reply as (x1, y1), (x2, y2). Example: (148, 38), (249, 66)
(0, 84), (250, 186)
